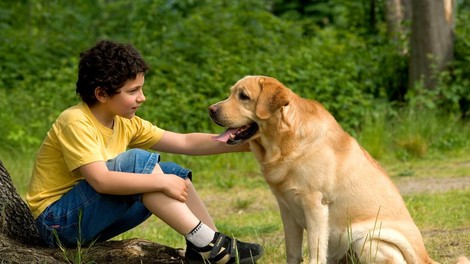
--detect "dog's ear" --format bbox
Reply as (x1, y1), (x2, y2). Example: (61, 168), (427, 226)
(256, 77), (290, 119)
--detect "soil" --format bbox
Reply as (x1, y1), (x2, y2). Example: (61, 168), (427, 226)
(395, 175), (470, 195)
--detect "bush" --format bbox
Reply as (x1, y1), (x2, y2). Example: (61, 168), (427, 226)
(0, 0), (468, 155)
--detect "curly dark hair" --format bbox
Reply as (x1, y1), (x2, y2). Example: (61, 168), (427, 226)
(76, 40), (149, 105)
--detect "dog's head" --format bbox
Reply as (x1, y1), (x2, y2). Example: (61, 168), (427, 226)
(209, 75), (290, 145)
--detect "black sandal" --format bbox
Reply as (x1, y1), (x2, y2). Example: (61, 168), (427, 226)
(185, 232), (264, 264)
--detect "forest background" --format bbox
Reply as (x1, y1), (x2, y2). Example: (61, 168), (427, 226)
(1, 0), (470, 262)
(1, 0), (470, 158)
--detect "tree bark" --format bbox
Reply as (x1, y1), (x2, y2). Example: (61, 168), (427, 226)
(0, 160), (187, 263)
(385, 0), (411, 54)
(0, 160), (42, 245)
(409, 0), (455, 90)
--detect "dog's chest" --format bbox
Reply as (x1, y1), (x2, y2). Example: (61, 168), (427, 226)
(272, 187), (309, 228)
(263, 164), (305, 215)
(261, 162), (294, 186)
(263, 161), (332, 229)
(261, 156), (321, 188)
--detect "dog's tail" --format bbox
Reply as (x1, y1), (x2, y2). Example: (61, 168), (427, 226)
(336, 224), (469, 264)
(340, 224), (427, 264)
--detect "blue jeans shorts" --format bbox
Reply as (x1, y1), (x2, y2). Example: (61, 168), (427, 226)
(35, 149), (192, 247)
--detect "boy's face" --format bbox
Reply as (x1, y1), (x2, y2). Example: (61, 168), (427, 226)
(102, 73), (146, 119)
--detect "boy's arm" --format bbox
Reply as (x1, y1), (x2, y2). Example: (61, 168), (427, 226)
(78, 161), (188, 201)
(151, 131), (250, 155)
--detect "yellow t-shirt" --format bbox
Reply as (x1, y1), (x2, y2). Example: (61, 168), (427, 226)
(26, 102), (165, 219)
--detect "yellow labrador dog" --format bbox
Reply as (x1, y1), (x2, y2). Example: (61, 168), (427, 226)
(209, 76), (469, 264)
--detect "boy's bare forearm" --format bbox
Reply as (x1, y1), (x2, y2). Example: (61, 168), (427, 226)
(151, 131), (250, 155)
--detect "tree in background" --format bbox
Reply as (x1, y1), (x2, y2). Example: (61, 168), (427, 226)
(272, 0), (461, 97)
(409, 0), (455, 90)
(1, 0), (469, 152)
(384, 0), (411, 54)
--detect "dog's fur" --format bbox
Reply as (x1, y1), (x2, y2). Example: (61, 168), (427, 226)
(209, 76), (469, 264)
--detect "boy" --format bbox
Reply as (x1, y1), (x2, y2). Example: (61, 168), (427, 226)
(26, 40), (264, 264)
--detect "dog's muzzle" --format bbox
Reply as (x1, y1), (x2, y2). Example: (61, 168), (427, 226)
(209, 104), (259, 145)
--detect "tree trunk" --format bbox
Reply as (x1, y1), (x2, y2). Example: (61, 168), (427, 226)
(409, 0), (455, 90)
(0, 160), (42, 245)
(385, 0), (411, 54)
(0, 160), (186, 263)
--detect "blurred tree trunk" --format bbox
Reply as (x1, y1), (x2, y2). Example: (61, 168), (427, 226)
(0, 160), (186, 263)
(385, 0), (402, 41)
(409, 0), (455, 90)
(385, 0), (412, 54)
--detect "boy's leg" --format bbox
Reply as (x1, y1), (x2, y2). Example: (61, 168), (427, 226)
(185, 180), (217, 230)
(35, 149), (157, 247)
(98, 151), (216, 242)
(92, 201), (151, 242)
(83, 151), (215, 242)
(35, 180), (150, 247)
(144, 164), (264, 263)
(141, 191), (199, 234)
(153, 161), (264, 263)
(153, 162), (217, 231)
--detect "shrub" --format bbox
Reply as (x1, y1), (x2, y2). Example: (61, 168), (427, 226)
(0, 0), (468, 156)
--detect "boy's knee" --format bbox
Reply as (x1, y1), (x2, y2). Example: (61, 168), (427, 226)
(160, 161), (192, 181)
(123, 148), (151, 159)
(107, 149), (160, 173)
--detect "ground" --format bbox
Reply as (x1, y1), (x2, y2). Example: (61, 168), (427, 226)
(395, 175), (470, 195)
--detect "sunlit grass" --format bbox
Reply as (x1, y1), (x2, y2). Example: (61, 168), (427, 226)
(405, 190), (470, 262)
(404, 190), (470, 229)
(0, 150), (36, 194)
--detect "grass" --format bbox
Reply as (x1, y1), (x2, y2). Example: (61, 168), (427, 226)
(1, 107), (470, 263)
(109, 157), (470, 263)
(1, 150), (35, 193)
(52, 210), (98, 264)
(357, 106), (470, 163)
(405, 190), (470, 262)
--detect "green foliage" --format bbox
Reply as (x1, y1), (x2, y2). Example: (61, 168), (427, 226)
(0, 0), (469, 155)
(442, 7), (470, 118)
(357, 103), (470, 162)
(270, 0), (386, 33)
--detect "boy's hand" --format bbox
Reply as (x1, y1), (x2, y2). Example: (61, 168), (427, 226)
(158, 174), (189, 202)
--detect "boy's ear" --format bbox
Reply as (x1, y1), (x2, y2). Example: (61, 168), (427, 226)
(94, 87), (108, 103)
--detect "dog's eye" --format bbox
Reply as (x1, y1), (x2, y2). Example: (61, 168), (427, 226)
(238, 91), (250, 101)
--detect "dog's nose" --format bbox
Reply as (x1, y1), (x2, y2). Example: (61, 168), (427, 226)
(208, 105), (218, 114)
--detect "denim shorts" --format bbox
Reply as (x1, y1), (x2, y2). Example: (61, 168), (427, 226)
(35, 148), (192, 247)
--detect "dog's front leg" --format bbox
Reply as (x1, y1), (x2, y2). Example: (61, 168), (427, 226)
(305, 192), (329, 264)
(277, 199), (304, 264)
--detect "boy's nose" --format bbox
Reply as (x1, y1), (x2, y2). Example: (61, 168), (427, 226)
(137, 92), (146, 102)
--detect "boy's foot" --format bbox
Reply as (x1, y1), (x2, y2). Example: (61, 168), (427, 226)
(185, 232), (264, 264)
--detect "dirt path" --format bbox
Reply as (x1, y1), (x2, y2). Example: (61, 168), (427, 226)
(394, 175), (470, 195)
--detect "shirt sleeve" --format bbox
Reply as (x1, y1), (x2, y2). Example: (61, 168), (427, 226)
(57, 121), (104, 172)
(128, 117), (165, 149)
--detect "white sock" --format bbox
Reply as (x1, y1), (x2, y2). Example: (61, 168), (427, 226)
(185, 221), (216, 248)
